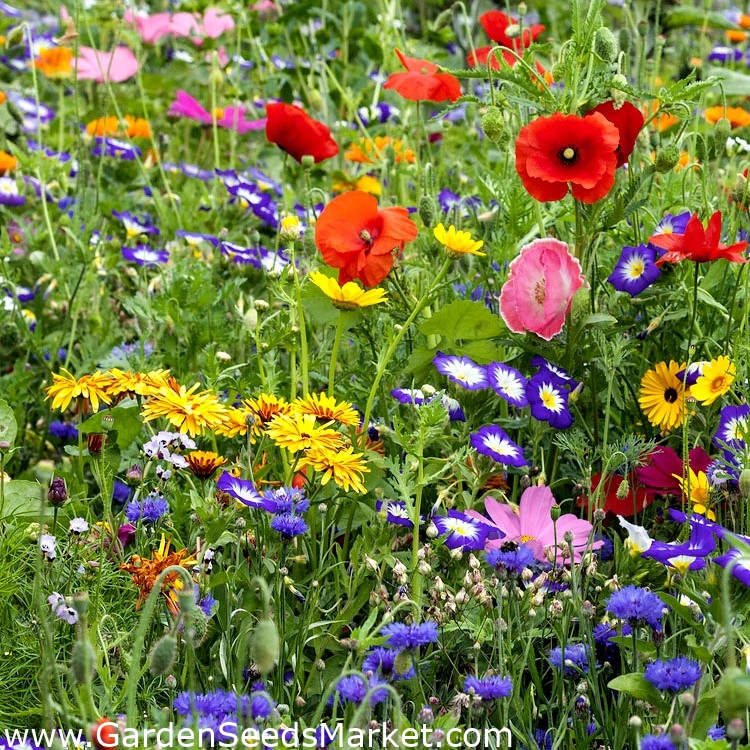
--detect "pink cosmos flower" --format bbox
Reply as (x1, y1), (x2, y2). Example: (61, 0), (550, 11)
(466, 485), (602, 564)
(123, 11), (173, 44)
(124, 7), (234, 46)
(168, 91), (266, 134)
(74, 46), (139, 83)
(499, 237), (585, 341)
(202, 8), (235, 39)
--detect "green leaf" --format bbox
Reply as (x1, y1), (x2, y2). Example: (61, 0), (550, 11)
(663, 8), (739, 30)
(0, 399), (17, 447)
(76, 405), (143, 450)
(704, 67), (750, 97)
(692, 695), (719, 739)
(419, 299), (503, 343)
(608, 673), (668, 710)
(0, 480), (45, 520)
(581, 313), (617, 328)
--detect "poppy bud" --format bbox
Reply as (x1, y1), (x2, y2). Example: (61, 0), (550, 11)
(594, 28), (618, 62)
(713, 117), (732, 152)
(5, 25), (24, 48)
(717, 666), (750, 720)
(616, 478), (629, 500)
(251, 617), (280, 675)
(47, 477), (68, 507)
(618, 28), (631, 54)
(72, 591), (90, 617)
(70, 639), (96, 685)
(149, 634), (178, 676)
(300, 154), (316, 169)
(568, 285), (590, 329)
(418, 195), (438, 228)
(394, 649), (413, 676)
(739, 469), (750, 499)
(480, 107), (505, 144)
(694, 134), (710, 164)
(654, 143), (680, 173)
(550, 62), (566, 83)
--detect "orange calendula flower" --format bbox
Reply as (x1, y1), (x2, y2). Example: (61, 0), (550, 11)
(186, 450), (228, 478)
(45, 368), (113, 414)
(291, 392), (360, 427)
(726, 29), (747, 43)
(297, 444), (369, 493)
(243, 394), (291, 437)
(86, 116), (120, 137)
(141, 380), (227, 437)
(705, 106), (750, 129)
(124, 115), (152, 139)
(34, 47), (73, 78)
(0, 150), (16, 174)
(345, 136), (415, 164)
(0, 92), (6, 105)
(120, 535), (197, 613)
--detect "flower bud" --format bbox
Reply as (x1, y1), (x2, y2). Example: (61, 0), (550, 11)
(717, 666), (750, 720)
(594, 27), (618, 62)
(418, 195), (438, 228)
(149, 634), (178, 676)
(618, 28), (631, 54)
(654, 143), (681, 173)
(47, 477), (68, 506)
(727, 718), (746, 741)
(713, 118), (732, 152)
(616, 478), (629, 500)
(251, 618), (280, 675)
(739, 468), (750, 499)
(628, 716), (642, 729)
(70, 639), (96, 685)
(481, 108), (505, 144)
(126, 463), (143, 483)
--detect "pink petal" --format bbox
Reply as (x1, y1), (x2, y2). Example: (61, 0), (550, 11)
(202, 7), (235, 38)
(218, 107), (267, 133)
(483, 497), (521, 538)
(169, 12), (201, 38)
(518, 485), (555, 540)
(75, 46), (138, 83)
(168, 91), (212, 124)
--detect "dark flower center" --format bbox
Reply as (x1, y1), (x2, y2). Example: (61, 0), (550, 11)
(558, 146), (578, 165)
(664, 387), (678, 403)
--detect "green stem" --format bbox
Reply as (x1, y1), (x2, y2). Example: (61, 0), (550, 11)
(290, 243), (309, 396)
(328, 312), (346, 398)
(360, 256), (452, 439)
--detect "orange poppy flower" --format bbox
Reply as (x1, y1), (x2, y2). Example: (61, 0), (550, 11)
(0, 92), (6, 105)
(704, 105), (750, 129)
(383, 49), (461, 103)
(515, 112), (620, 203)
(265, 102), (339, 164)
(0, 150), (17, 174)
(314, 190), (419, 287)
(34, 47), (73, 78)
(345, 135), (415, 164)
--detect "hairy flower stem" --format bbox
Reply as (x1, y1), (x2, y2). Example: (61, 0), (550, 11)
(327, 312), (346, 398)
(360, 257), (452, 445)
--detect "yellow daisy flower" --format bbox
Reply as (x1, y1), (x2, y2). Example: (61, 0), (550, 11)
(141, 380), (227, 437)
(309, 271), (387, 311)
(106, 368), (172, 398)
(265, 413), (343, 453)
(433, 222), (485, 257)
(638, 361), (686, 432)
(291, 392), (360, 427)
(298, 445), (369, 494)
(45, 368), (113, 414)
(673, 468), (715, 520)
(690, 355), (735, 406)
(215, 406), (253, 439)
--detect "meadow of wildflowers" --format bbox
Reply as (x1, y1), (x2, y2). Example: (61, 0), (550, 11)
(5, 0), (750, 748)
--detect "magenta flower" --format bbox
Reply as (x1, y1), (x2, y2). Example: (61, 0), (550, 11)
(499, 238), (586, 341)
(168, 91), (266, 134)
(74, 46), (139, 83)
(466, 485), (602, 564)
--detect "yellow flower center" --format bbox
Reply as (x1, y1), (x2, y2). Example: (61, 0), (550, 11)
(520, 534), (535, 542)
(563, 147), (575, 160)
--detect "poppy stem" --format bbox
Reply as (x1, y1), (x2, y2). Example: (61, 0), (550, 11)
(328, 311), (346, 399)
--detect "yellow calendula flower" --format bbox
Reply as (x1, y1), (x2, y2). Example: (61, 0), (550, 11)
(673, 468), (715, 520)
(331, 174), (382, 196)
(433, 223), (485, 257)
(638, 361), (686, 432)
(106, 368), (171, 399)
(45, 368), (113, 413)
(291, 392), (360, 427)
(298, 444), (369, 494)
(141, 380), (227, 437)
(309, 271), (387, 311)
(266, 413), (342, 453)
(691, 355), (735, 406)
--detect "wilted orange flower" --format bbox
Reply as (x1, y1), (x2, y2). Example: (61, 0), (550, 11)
(34, 47), (73, 78)
(0, 150), (17, 174)
(120, 535), (197, 614)
(345, 136), (415, 164)
(705, 106), (750, 129)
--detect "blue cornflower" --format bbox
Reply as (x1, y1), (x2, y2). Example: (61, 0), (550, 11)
(362, 647), (415, 681)
(605, 584), (667, 630)
(644, 656), (702, 692)
(640, 734), (676, 750)
(463, 675), (513, 701)
(270, 513), (308, 539)
(381, 622), (439, 651)
(49, 421), (78, 440)
(485, 542), (536, 576)
(197, 590), (217, 618)
(125, 494), (169, 524)
(249, 690), (275, 721)
(262, 486), (310, 514)
(707, 725), (726, 740)
(549, 643), (590, 676)
(330, 675), (388, 706)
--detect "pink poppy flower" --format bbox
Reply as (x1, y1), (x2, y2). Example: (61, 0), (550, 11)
(499, 237), (585, 341)
(466, 485), (602, 564)
(74, 46), (139, 83)
(168, 91), (266, 134)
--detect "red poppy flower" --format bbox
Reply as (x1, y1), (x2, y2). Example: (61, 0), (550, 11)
(515, 112), (620, 203)
(586, 100), (644, 167)
(265, 102), (339, 164)
(649, 211), (747, 265)
(584, 472), (651, 517)
(382, 49), (461, 103)
(479, 10), (545, 50)
(314, 191), (419, 287)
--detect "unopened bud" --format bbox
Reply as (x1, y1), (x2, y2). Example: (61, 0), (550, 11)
(149, 634), (178, 676)
(713, 118), (732, 152)
(251, 618), (280, 675)
(47, 477), (68, 506)
(594, 27), (618, 62)
(654, 143), (681, 173)
(616, 478), (629, 500)
(418, 195), (438, 228)
(739, 468), (750, 499)
(481, 108), (505, 144)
